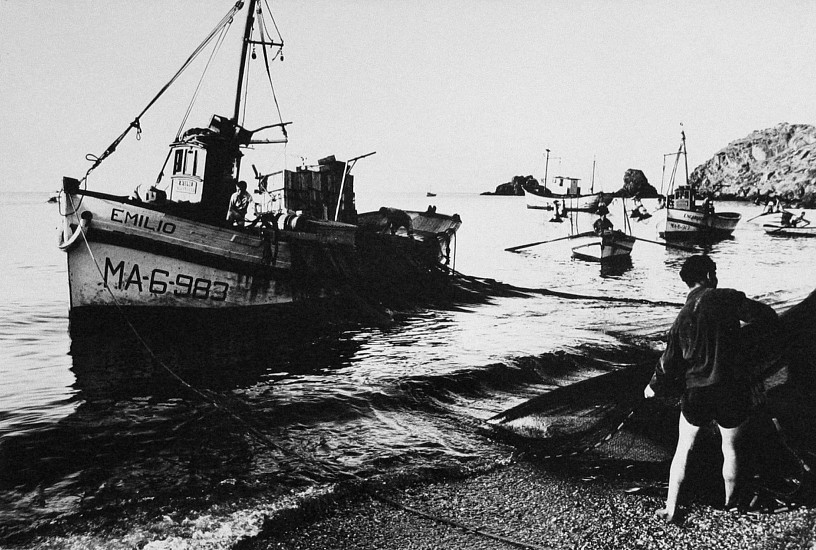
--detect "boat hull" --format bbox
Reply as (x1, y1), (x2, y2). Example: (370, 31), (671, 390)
(571, 232), (636, 263)
(657, 208), (741, 239)
(59, 192), (460, 311)
(522, 187), (607, 212)
(762, 224), (816, 237)
(66, 240), (293, 308)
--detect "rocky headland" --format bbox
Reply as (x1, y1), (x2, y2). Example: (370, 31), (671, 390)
(486, 123), (816, 207)
(690, 122), (816, 207)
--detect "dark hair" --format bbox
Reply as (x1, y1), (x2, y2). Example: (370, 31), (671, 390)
(679, 255), (716, 286)
(237, 180), (247, 190)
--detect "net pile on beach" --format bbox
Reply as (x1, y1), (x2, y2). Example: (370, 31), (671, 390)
(487, 288), (816, 509)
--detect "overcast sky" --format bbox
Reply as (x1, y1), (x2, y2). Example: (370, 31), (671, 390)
(2, 0), (816, 196)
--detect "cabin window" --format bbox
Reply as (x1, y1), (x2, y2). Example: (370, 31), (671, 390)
(173, 150), (184, 175)
(191, 150), (198, 176)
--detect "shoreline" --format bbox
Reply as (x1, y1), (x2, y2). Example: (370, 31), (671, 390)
(241, 459), (816, 550)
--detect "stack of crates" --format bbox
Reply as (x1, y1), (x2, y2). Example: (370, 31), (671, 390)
(281, 156), (357, 223)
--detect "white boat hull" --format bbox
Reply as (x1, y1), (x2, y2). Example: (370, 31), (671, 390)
(522, 187), (606, 212)
(762, 224), (816, 237)
(657, 208), (740, 239)
(67, 241), (291, 308)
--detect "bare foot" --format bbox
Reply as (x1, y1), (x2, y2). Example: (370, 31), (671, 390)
(656, 508), (676, 523)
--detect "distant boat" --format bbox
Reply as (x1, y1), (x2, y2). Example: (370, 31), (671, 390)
(607, 195), (666, 224)
(56, 0), (461, 314)
(654, 131), (740, 240)
(762, 224), (816, 237)
(762, 210), (815, 236)
(426, 192), (436, 197)
(522, 177), (608, 212)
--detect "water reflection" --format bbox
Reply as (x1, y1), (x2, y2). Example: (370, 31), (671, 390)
(599, 256), (634, 278)
(68, 307), (363, 399)
(0, 309), (369, 538)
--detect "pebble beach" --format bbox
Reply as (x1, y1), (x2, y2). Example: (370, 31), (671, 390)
(240, 459), (816, 550)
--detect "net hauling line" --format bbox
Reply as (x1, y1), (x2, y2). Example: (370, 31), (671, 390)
(61, 200), (560, 550)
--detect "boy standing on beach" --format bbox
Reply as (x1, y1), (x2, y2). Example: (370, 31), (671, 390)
(644, 255), (777, 522)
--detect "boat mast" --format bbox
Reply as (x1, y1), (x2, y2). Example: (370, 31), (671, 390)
(543, 149), (550, 187)
(681, 129), (689, 187)
(233, 0), (258, 123)
(590, 157), (596, 193)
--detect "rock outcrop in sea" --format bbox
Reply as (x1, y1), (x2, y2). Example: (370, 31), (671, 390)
(690, 122), (816, 207)
(613, 168), (661, 198)
(481, 175), (533, 196)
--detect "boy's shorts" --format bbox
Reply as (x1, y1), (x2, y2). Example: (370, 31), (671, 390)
(681, 383), (750, 429)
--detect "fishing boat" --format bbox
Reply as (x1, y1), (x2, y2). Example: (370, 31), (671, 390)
(654, 131), (740, 240)
(57, 1), (461, 314)
(522, 152), (609, 212)
(523, 176), (608, 212)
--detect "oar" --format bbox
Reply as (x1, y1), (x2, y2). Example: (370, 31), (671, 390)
(630, 236), (698, 253)
(746, 212), (772, 223)
(505, 231), (596, 253)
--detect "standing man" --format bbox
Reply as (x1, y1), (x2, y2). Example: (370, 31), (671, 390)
(227, 180), (253, 227)
(644, 255), (777, 522)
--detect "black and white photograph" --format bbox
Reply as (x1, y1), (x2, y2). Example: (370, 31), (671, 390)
(2, 1), (816, 548)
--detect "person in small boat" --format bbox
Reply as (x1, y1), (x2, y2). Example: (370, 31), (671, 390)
(549, 200), (564, 223)
(226, 180), (253, 227)
(791, 211), (811, 227)
(593, 204), (613, 234)
(780, 210), (794, 227)
(379, 206), (414, 237)
(762, 199), (775, 215)
(702, 197), (715, 215)
(644, 255), (778, 523)
(630, 198), (651, 221)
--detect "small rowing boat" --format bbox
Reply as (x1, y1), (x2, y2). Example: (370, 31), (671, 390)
(571, 230), (636, 263)
(762, 223), (816, 237)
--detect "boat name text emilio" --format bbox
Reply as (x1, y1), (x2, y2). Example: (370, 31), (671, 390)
(110, 208), (177, 235)
(103, 258), (230, 301)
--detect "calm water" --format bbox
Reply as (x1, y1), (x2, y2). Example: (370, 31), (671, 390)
(1, 190), (813, 546)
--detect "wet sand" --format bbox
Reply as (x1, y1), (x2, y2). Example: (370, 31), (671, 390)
(241, 460), (816, 550)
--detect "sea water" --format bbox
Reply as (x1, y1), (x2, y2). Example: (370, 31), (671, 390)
(0, 190), (813, 545)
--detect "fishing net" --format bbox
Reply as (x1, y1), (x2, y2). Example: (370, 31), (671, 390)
(486, 288), (816, 508)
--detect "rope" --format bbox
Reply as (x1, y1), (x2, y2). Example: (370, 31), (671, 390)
(371, 492), (553, 550)
(451, 273), (683, 308)
(83, 0), (244, 181)
(257, 2), (286, 133)
(175, 22), (232, 141)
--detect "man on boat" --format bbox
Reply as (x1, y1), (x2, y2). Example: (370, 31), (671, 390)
(791, 211), (811, 227)
(379, 207), (414, 237)
(644, 255), (778, 523)
(593, 204), (613, 234)
(549, 201), (564, 223)
(227, 180), (253, 227)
